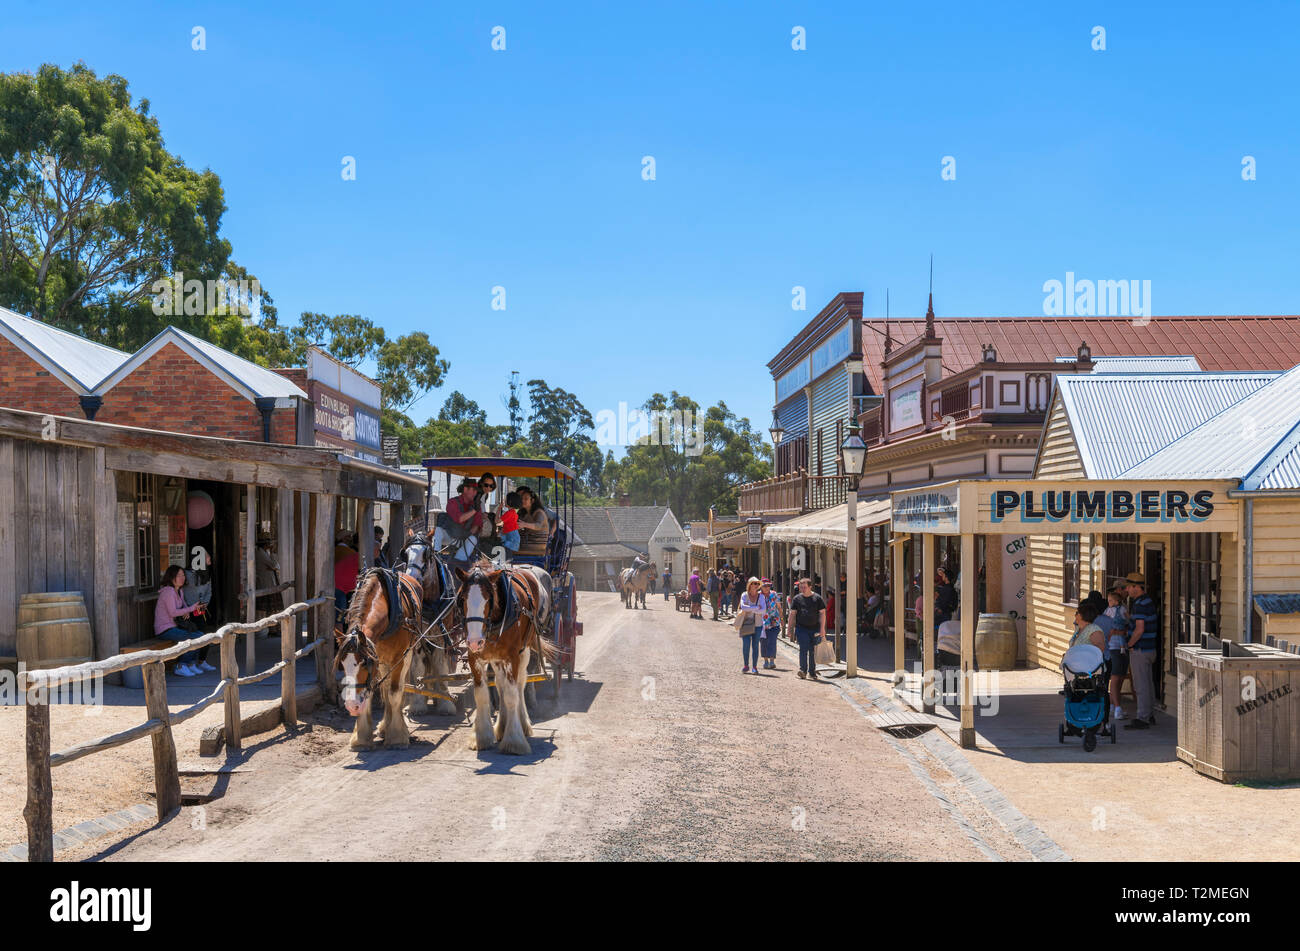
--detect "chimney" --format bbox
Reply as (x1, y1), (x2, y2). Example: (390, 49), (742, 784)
(619, 493), (632, 507)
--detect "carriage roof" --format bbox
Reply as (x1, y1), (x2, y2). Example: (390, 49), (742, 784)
(420, 456), (577, 482)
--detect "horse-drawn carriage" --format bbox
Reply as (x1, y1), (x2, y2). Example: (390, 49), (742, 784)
(420, 456), (581, 691)
(331, 456), (582, 754)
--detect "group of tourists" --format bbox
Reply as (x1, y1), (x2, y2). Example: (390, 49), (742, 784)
(1068, 570), (1159, 729)
(433, 470), (550, 562)
(682, 566), (833, 679)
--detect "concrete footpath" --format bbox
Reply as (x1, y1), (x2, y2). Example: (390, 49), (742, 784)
(824, 633), (1300, 862)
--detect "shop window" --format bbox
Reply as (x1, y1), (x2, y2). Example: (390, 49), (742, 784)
(1173, 533), (1219, 643)
(1104, 533), (1139, 586)
(1063, 533), (1080, 603)
(135, 472), (158, 590)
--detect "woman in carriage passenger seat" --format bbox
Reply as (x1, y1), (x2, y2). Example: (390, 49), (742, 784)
(516, 485), (550, 556)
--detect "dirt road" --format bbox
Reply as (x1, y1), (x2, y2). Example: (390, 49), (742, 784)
(72, 593), (1032, 861)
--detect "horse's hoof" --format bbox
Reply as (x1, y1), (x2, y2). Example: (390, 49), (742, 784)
(469, 737), (494, 752)
(350, 740), (374, 751)
(383, 738), (410, 750)
(498, 737), (532, 756)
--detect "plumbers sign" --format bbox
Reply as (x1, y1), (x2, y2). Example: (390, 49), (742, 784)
(975, 482), (1235, 535)
(990, 488), (1214, 525)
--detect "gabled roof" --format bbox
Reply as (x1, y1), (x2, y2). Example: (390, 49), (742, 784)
(572, 542), (644, 562)
(1123, 364), (1300, 488)
(96, 326), (306, 404)
(569, 505), (677, 550)
(861, 316), (1300, 396)
(0, 305), (130, 393)
(1054, 372), (1279, 478)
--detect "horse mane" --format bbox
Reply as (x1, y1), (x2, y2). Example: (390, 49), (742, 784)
(345, 573), (379, 633)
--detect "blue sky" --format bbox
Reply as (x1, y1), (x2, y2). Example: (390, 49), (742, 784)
(5, 1), (1298, 445)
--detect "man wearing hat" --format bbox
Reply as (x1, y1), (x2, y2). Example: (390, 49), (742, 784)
(1123, 571), (1159, 729)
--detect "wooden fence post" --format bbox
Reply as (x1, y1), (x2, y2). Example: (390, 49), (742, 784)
(23, 678), (54, 862)
(280, 614), (297, 727)
(141, 661), (181, 821)
(221, 628), (242, 751)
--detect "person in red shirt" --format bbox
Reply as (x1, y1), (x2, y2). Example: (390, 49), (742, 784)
(501, 490), (521, 554)
(334, 532), (360, 623)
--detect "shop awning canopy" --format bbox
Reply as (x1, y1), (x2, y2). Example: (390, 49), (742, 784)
(763, 496), (891, 550)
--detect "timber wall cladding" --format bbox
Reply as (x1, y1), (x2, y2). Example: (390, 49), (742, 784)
(0, 439), (101, 656)
(1034, 397), (1082, 480)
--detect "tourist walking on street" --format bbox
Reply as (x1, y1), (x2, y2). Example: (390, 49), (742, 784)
(663, 566), (672, 601)
(759, 577), (781, 668)
(688, 568), (703, 619)
(1124, 572), (1159, 729)
(707, 568), (721, 620)
(737, 577), (766, 673)
(790, 577), (827, 681)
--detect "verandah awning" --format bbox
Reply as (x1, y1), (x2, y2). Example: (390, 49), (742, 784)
(762, 496), (891, 550)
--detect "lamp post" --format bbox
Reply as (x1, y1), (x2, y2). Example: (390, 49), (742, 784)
(840, 417), (868, 677)
(769, 411), (785, 455)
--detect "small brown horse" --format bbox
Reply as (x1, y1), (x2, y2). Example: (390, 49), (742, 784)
(335, 566), (423, 751)
(456, 561), (557, 755)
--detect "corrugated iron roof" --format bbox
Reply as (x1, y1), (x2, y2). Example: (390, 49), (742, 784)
(0, 305), (130, 392)
(168, 327), (307, 400)
(1254, 594), (1300, 617)
(1057, 372), (1279, 478)
(861, 316), (1300, 396)
(1123, 364), (1300, 485)
(97, 326), (306, 402)
(1052, 355), (1203, 373)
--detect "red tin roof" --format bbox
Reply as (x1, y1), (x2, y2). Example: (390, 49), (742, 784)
(861, 315), (1300, 396)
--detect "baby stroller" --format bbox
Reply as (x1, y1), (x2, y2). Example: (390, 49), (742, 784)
(1058, 644), (1115, 751)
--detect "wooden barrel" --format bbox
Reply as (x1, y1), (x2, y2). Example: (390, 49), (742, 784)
(17, 592), (94, 671)
(975, 613), (1018, 671)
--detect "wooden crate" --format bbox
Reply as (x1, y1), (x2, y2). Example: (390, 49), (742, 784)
(16, 592), (94, 671)
(1176, 638), (1300, 783)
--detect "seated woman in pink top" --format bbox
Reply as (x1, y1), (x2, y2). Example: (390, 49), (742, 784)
(155, 565), (211, 678)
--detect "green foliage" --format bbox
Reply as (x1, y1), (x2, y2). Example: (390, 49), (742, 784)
(604, 392), (771, 520)
(287, 312), (448, 415)
(0, 64), (230, 334)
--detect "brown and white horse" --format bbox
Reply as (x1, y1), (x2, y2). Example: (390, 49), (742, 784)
(455, 562), (557, 755)
(619, 561), (656, 609)
(398, 535), (459, 718)
(335, 535), (445, 750)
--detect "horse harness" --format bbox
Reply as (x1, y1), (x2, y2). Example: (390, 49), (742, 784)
(461, 566), (546, 660)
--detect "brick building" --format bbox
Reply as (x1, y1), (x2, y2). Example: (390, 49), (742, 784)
(0, 306), (306, 441)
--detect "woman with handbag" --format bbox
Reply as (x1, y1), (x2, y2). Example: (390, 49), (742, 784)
(736, 577), (767, 673)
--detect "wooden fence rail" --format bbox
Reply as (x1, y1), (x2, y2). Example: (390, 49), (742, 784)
(21, 596), (330, 863)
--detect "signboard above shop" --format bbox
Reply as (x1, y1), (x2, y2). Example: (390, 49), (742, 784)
(307, 346), (384, 465)
(892, 480), (1239, 536)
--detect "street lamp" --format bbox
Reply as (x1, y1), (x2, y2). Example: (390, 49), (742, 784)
(840, 417), (868, 677)
(769, 411), (785, 448)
